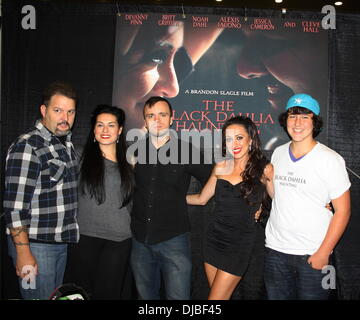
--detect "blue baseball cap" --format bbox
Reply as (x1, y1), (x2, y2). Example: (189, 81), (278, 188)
(285, 93), (320, 115)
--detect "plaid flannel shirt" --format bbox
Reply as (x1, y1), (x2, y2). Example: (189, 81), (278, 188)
(3, 120), (79, 243)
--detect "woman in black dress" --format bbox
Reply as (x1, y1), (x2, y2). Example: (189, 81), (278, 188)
(187, 116), (273, 300)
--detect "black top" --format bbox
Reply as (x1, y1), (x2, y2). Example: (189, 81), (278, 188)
(204, 179), (265, 276)
(131, 135), (212, 244)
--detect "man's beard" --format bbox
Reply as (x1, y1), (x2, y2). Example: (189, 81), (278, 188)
(55, 121), (71, 137)
(55, 130), (70, 137)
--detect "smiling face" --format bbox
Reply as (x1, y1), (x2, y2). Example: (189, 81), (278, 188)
(225, 124), (252, 160)
(40, 94), (76, 136)
(113, 22), (184, 129)
(286, 110), (314, 144)
(94, 113), (122, 146)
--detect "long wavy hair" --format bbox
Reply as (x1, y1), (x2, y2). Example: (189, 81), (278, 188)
(79, 105), (134, 207)
(222, 116), (269, 208)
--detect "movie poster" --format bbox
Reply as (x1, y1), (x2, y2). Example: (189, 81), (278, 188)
(112, 13), (328, 152)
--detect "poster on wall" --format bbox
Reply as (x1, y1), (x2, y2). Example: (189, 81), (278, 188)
(112, 13), (328, 152)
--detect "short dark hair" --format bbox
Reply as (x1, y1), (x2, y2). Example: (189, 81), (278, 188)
(42, 81), (77, 107)
(143, 96), (173, 118)
(279, 106), (323, 138)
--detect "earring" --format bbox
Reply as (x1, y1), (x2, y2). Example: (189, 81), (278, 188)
(116, 136), (119, 143)
(94, 138), (96, 143)
(249, 144), (252, 152)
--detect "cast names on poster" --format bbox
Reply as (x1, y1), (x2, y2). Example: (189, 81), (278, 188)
(282, 19), (322, 33)
(158, 15), (181, 26)
(302, 20), (321, 33)
(218, 16), (241, 29)
(250, 18), (275, 30)
(283, 21), (297, 28)
(173, 100), (274, 132)
(192, 16), (208, 28)
(124, 14), (149, 25)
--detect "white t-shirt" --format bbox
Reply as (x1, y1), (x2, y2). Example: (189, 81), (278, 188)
(265, 141), (351, 255)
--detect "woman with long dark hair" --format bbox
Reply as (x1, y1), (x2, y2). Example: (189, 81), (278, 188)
(65, 105), (134, 300)
(187, 116), (273, 300)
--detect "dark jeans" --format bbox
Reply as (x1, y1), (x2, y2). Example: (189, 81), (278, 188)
(131, 233), (192, 300)
(65, 235), (133, 300)
(7, 236), (67, 300)
(264, 247), (331, 300)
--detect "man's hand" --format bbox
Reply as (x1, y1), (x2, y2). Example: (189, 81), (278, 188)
(16, 251), (38, 278)
(307, 251), (330, 270)
(10, 226), (38, 278)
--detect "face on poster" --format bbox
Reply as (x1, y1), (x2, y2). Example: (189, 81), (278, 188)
(112, 13), (328, 151)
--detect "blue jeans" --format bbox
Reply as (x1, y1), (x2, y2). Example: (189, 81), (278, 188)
(131, 233), (192, 300)
(264, 247), (331, 300)
(7, 236), (68, 300)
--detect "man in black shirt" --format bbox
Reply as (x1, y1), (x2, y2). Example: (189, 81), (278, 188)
(130, 96), (212, 300)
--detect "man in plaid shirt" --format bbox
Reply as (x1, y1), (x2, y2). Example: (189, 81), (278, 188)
(3, 82), (80, 300)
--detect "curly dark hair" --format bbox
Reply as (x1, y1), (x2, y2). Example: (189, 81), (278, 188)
(222, 116), (269, 208)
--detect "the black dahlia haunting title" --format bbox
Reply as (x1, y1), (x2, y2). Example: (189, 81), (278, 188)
(172, 97), (274, 134)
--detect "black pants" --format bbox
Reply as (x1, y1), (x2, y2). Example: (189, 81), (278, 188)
(65, 235), (134, 300)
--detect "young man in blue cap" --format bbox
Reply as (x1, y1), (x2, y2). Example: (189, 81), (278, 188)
(264, 93), (351, 299)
